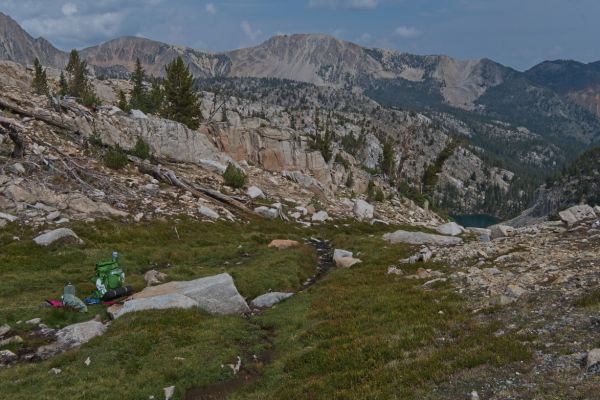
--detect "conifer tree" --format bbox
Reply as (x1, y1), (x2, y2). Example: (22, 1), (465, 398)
(117, 89), (130, 112)
(161, 56), (201, 129)
(58, 71), (68, 96)
(65, 49), (99, 106)
(129, 58), (147, 111)
(146, 80), (164, 114)
(31, 58), (49, 95)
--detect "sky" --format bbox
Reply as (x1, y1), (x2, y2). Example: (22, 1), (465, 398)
(1, 0), (598, 71)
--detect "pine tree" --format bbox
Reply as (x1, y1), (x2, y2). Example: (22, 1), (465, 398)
(65, 49), (99, 106)
(161, 56), (201, 129)
(129, 58), (147, 111)
(58, 71), (68, 96)
(379, 141), (394, 177)
(117, 89), (130, 112)
(146, 80), (164, 114)
(31, 58), (49, 95)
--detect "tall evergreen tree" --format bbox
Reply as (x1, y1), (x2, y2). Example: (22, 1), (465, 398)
(65, 49), (99, 106)
(146, 80), (164, 114)
(161, 57), (201, 129)
(129, 58), (147, 111)
(117, 89), (130, 112)
(58, 71), (68, 96)
(31, 58), (49, 95)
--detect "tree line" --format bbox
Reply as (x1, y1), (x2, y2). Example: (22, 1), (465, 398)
(31, 52), (202, 129)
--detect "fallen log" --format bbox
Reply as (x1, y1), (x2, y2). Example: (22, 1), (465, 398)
(130, 156), (259, 218)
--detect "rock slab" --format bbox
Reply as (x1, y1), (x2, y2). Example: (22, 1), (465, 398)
(109, 273), (250, 318)
(33, 228), (83, 246)
(251, 292), (293, 308)
(383, 230), (462, 246)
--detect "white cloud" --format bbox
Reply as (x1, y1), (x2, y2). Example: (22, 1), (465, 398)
(61, 2), (78, 16)
(205, 3), (217, 15)
(308, 0), (379, 10)
(241, 20), (262, 41)
(23, 11), (126, 46)
(394, 25), (422, 39)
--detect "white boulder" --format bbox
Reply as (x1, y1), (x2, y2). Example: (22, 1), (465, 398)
(383, 230), (462, 246)
(353, 199), (374, 220)
(247, 186), (265, 199)
(436, 222), (464, 236)
(251, 292), (294, 308)
(33, 228), (83, 246)
(311, 211), (329, 222)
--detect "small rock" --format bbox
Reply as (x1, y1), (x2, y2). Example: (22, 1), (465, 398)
(26, 318), (41, 325)
(134, 212), (144, 222)
(471, 391), (480, 400)
(0, 335), (23, 346)
(0, 212), (18, 222)
(0, 324), (10, 337)
(130, 109), (148, 119)
(436, 222), (464, 236)
(490, 294), (515, 306)
(84, 357), (91, 366)
(198, 205), (219, 220)
(586, 348), (600, 373)
(0, 350), (17, 364)
(507, 284), (527, 298)
(247, 186), (265, 199)
(311, 211), (329, 222)
(164, 385), (175, 400)
(268, 239), (300, 250)
(254, 206), (278, 219)
(144, 269), (168, 286)
(10, 163), (26, 174)
(387, 266), (404, 275)
(46, 211), (61, 221)
(251, 292), (293, 308)
(49, 368), (62, 375)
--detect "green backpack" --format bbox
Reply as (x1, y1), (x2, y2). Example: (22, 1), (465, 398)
(90, 259), (125, 298)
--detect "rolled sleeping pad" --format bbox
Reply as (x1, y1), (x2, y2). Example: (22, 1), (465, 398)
(102, 285), (133, 301)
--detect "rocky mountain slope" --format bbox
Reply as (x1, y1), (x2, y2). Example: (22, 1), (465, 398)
(0, 13), (66, 68)
(2, 11), (600, 218)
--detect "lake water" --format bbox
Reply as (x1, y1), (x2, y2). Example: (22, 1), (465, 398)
(451, 214), (500, 228)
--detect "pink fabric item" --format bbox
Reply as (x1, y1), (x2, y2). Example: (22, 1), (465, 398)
(45, 299), (63, 308)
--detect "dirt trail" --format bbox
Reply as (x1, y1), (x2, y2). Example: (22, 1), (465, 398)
(184, 238), (333, 400)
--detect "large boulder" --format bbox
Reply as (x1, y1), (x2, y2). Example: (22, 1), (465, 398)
(250, 292), (293, 308)
(436, 222), (464, 236)
(247, 186), (265, 199)
(558, 205), (597, 226)
(383, 230), (462, 246)
(333, 248), (362, 268)
(490, 224), (514, 239)
(109, 273), (249, 318)
(353, 199), (374, 220)
(68, 195), (128, 218)
(33, 228), (83, 246)
(254, 206), (279, 219)
(311, 211), (329, 222)
(198, 205), (219, 220)
(36, 320), (106, 359)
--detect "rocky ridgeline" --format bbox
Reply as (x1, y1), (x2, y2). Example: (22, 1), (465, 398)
(0, 61), (445, 230)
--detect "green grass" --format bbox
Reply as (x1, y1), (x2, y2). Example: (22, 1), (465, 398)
(573, 288), (600, 308)
(0, 218), (532, 399)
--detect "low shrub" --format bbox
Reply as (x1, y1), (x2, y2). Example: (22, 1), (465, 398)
(104, 145), (128, 170)
(223, 163), (247, 188)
